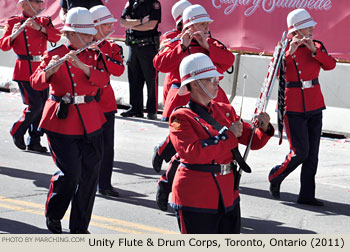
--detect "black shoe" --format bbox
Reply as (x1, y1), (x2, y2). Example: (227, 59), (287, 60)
(27, 143), (48, 153)
(70, 229), (90, 234)
(152, 146), (163, 173)
(120, 110), (143, 118)
(147, 113), (157, 120)
(134, 113), (144, 118)
(156, 183), (169, 211)
(12, 135), (26, 150)
(46, 217), (62, 234)
(99, 186), (119, 197)
(297, 198), (324, 206)
(269, 181), (281, 199)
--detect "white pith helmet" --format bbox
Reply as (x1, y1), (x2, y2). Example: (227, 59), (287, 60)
(171, 0), (192, 25)
(17, 0), (28, 9)
(178, 53), (222, 96)
(287, 9), (317, 34)
(90, 5), (117, 26)
(17, 0), (25, 8)
(17, 0), (45, 9)
(62, 7), (97, 35)
(182, 4), (213, 30)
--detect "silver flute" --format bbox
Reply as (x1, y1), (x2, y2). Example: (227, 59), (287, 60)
(44, 31), (114, 72)
(10, 10), (43, 39)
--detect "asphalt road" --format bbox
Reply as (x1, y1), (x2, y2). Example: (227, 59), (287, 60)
(0, 91), (349, 234)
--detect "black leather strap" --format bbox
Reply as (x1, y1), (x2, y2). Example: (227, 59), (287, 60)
(286, 78), (319, 88)
(188, 100), (252, 173)
(181, 162), (221, 173)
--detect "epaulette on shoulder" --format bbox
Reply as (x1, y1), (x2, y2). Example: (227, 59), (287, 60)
(313, 39), (328, 53)
(48, 44), (65, 52)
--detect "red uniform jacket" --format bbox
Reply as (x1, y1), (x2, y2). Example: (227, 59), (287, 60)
(154, 37), (234, 84)
(159, 29), (180, 103)
(30, 44), (110, 136)
(0, 12), (61, 81)
(97, 40), (125, 113)
(284, 41), (336, 114)
(154, 37), (234, 120)
(169, 99), (274, 212)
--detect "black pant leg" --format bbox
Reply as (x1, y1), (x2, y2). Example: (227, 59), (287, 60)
(137, 44), (158, 114)
(269, 114), (309, 184)
(10, 81), (48, 144)
(45, 135), (82, 220)
(127, 45), (145, 114)
(175, 205), (241, 234)
(99, 112), (115, 189)
(299, 112), (323, 200)
(70, 133), (104, 231)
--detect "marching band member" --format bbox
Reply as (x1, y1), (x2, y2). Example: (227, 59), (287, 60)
(154, 4), (233, 122)
(0, 0), (60, 153)
(90, 5), (125, 198)
(160, 0), (192, 105)
(170, 53), (274, 233)
(152, 4), (234, 211)
(269, 9), (336, 206)
(30, 7), (109, 234)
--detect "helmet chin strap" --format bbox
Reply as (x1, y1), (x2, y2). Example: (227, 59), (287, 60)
(196, 79), (216, 100)
(98, 26), (106, 38)
(296, 28), (312, 39)
(27, 0), (42, 16)
(193, 23), (210, 38)
(75, 32), (88, 47)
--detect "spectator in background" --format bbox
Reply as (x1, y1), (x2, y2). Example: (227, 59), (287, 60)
(120, 0), (161, 120)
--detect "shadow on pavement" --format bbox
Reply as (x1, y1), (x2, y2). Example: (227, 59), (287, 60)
(0, 166), (50, 189)
(240, 186), (350, 217)
(116, 114), (169, 129)
(95, 187), (164, 212)
(241, 217), (316, 234)
(0, 217), (48, 234)
(113, 160), (158, 179)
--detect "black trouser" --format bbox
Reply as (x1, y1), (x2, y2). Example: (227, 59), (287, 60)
(10, 80), (48, 145)
(126, 43), (158, 114)
(99, 112), (115, 190)
(269, 112), (323, 201)
(175, 203), (241, 234)
(45, 133), (103, 231)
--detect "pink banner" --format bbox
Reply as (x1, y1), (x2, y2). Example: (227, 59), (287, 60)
(1, 0), (349, 60)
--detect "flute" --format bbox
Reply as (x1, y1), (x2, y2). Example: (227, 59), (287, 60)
(10, 9), (43, 39)
(44, 31), (114, 72)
